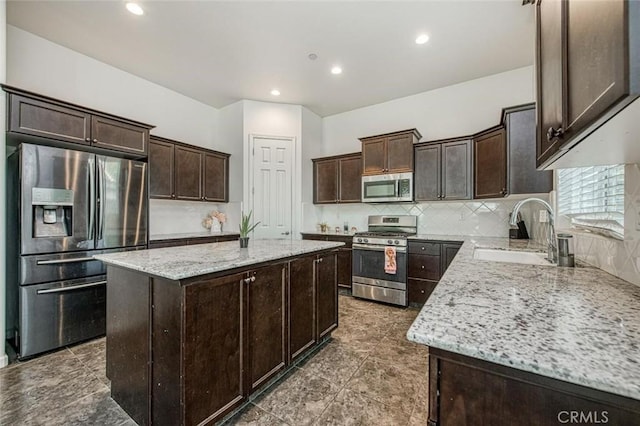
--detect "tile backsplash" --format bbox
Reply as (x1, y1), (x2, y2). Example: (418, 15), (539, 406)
(304, 193), (550, 240)
(149, 199), (242, 236)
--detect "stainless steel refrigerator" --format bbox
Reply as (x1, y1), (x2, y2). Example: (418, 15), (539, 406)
(6, 143), (147, 358)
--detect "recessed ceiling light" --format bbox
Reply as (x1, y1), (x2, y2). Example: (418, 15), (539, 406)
(415, 34), (430, 45)
(270, 89), (280, 96)
(331, 66), (342, 75)
(126, 2), (144, 16)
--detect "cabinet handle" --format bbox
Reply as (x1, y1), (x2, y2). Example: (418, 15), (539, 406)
(421, 247), (425, 251)
(420, 290), (425, 294)
(92, 138), (98, 143)
(171, 194), (176, 199)
(243, 278), (251, 284)
(85, 138), (91, 142)
(421, 265), (425, 269)
(546, 126), (564, 142)
(501, 188), (507, 196)
(250, 276), (256, 282)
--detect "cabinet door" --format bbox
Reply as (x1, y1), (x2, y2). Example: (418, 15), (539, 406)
(313, 159), (339, 203)
(441, 140), (472, 200)
(149, 138), (175, 199)
(203, 152), (228, 202)
(408, 278), (438, 305)
(414, 144), (441, 201)
(474, 128), (506, 199)
(316, 252), (338, 339)
(441, 243), (462, 276)
(9, 94), (91, 145)
(565, 0), (627, 138)
(336, 248), (352, 289)
(174, 145), (203, 201)
(338, 155), (362, 202)
(361, 137), (387, 175)
(507, 107), (553, 194)
(91, 115), (148, 156)
(536, 0), (565, 167)
(183, 272), (246, 425)
(289, 255), (316, 362)
(386, 133), (414, 173)
(246, 263), (287, 392)
(408, 253), (441, 281)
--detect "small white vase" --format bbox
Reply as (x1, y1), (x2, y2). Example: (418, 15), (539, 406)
(210, 218), (221, 233)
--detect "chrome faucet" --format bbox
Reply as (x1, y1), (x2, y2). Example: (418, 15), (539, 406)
(509, 198), (557, 263)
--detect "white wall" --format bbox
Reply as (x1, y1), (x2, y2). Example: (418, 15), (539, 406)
(7, 26), (220, 150)
(1, 0), (8, 368)
(322, 66), (534, 155)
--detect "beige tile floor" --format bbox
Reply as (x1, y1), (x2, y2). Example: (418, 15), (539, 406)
(0, 295), (429, 425)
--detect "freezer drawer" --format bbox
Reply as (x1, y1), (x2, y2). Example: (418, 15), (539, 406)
(19, 247), (145, 286)
(19, 276), (106, 358)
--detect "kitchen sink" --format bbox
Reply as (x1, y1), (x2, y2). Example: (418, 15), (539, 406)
(473, 248), (552, 266)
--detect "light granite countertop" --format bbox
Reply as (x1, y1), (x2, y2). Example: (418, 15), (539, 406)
(407, 236), (640, 400)
(149, 230), (240, 241)
(95, 239), (344, 281)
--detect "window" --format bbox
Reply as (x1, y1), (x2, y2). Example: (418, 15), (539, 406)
(557, 164), (625, 239)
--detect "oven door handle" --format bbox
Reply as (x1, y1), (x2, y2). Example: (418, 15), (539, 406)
(353, 244), (406, 253)
(37, 256), (96, 265)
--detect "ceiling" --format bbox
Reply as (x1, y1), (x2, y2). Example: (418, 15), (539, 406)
(7, 1), (535, 117)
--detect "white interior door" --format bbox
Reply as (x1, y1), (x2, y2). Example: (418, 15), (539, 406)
(251, 136), (293, 239)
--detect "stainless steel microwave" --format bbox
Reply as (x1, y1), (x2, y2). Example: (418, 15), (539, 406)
(361, 172), (413, 203)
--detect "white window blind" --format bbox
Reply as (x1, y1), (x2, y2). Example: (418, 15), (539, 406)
(557, 164), (625, 239)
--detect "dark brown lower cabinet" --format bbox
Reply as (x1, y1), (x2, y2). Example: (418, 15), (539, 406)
(247, 264), (287, 393)
(106, 249), (338, 426)
(301, 233), (353, 290)
(429, 347), (640, 426)
(289, 255), (316, 362)
(316, 252), (338, 339)
(407, 240), (462, 306)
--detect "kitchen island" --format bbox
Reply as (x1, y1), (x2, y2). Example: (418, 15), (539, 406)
(95, 239), (343, 426)
(407, 236), (640, 425)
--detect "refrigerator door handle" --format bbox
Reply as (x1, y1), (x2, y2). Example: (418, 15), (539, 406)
(97, 158), (106, 241)
(88, 158), (95, 240)
(36, 280), (107, 294)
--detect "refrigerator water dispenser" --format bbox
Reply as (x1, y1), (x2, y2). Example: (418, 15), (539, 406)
(31, 187), (74, 238)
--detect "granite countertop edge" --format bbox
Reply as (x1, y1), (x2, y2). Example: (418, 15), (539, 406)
(95, 239), (344, 281)
(406, 236), (640, 401)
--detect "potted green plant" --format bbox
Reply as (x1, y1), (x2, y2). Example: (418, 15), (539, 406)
(239, 210), (260, 248)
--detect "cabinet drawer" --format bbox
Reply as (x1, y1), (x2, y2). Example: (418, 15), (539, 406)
(408, 279), (438, 305)
(408, 241), (441, 255)
(408, 253), (441, 281)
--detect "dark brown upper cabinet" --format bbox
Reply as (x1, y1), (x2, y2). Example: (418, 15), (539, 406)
(149, 138), (175, 199)
(313, 152), (362, 204)
(504, 104), (553, 194)
(415, 138), (472, 201)
(149, 136), (230, 202)
(203, 152), (229, 202)
(3, 86), (153, 157)
(175, 145), (204, 201)
(474, 126), (507, 199)
(360, 129), (421, 175)
(535, 0), (639, 168)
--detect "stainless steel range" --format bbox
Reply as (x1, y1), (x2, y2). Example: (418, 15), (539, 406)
(351, 215), (417, 306)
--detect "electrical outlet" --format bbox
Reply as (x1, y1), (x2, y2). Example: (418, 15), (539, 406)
(539, 210), (549, 223)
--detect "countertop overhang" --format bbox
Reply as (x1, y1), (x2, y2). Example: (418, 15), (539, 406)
(94, 239), (344, 281)
(406, 236), (640, 401)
